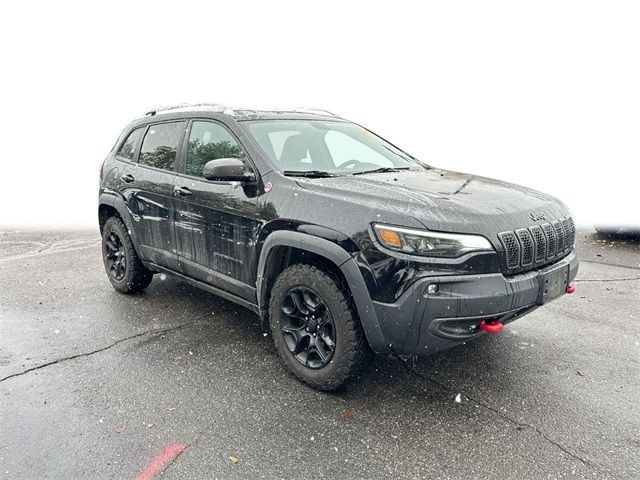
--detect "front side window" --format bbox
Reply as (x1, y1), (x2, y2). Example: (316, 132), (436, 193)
(186, 121), (247, 177)
(117, 127), (144, 160)
(243, 120), (420, 175)
(139, 122), (185, 171)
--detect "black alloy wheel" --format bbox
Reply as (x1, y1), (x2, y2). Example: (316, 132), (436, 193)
(269, 263), (371, 390)
(101, 216), (153, 293)
(105, 231), (126, 280)
(280, 287), (336, 369)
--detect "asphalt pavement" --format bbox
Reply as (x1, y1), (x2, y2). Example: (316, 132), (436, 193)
(0, 229), (638, 479)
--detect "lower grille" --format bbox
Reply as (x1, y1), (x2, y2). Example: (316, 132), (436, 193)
(499, 216), (574, 272)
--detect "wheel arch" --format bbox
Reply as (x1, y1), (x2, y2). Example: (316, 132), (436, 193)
(256, 230), (388, 354)
(98, 193), (141, 251)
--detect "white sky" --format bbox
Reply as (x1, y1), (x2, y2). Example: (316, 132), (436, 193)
(1, 1), (638, 228)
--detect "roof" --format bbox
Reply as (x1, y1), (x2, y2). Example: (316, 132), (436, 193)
(142, 103), (343, 121)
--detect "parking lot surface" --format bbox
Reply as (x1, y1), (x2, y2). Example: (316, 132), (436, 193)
(1, 229), (638, 479)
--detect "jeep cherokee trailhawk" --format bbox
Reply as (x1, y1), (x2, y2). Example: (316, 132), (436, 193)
(99, 104), (579, 390)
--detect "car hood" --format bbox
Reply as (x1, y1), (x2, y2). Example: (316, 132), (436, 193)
(295, 168), (570, 245)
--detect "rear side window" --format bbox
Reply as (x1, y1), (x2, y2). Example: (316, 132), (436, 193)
(117, 127), (144, 160)
(139, 122), (185, 171)
(186, 121), (247, 177)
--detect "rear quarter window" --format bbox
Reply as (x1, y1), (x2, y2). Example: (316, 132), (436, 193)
(116, 127), (144, 160)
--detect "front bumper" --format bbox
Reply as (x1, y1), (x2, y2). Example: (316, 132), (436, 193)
(369, 251), (579, 356)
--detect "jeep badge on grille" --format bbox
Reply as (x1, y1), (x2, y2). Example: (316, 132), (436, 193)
(530, 212), (546, 221)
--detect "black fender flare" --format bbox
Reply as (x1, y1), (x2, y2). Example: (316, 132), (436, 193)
(98, 193), (141, 252)
(256, 230), (388, 354)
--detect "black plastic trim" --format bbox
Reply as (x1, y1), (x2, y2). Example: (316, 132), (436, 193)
(256, 230), (388, 354)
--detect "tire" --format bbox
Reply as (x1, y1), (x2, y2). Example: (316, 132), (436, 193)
(269, 263), (371, 390)
(102, 216), (153, 293)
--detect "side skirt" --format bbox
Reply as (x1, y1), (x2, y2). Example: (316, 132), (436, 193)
(144, 262), (260, 315)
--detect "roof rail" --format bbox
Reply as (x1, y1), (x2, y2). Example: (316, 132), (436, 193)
(290, 108), (338, 117)
(144, 103), (234, 117)
(143, 104), (339, 118)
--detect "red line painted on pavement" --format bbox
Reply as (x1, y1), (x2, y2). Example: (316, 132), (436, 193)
(136, 443), (186, 480)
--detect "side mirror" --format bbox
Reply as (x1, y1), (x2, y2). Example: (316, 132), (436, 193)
(202, 158), (255, 182)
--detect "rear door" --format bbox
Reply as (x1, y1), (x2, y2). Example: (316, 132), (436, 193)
(173, 119), (260, 302)
(111, 125), (145, 196)
(123, 121), (186, 271)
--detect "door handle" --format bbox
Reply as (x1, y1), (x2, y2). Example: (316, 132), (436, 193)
(173, 185), (193, 197)
(120, 174), (135, 183)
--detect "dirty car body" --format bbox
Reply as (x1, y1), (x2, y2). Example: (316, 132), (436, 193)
(99, 105), (578, 366)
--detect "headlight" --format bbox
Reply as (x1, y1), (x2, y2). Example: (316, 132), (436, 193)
(373, 224), (494, 257)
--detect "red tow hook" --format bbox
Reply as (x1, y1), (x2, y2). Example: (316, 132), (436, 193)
(567, 284), (576, 294)
(479, 319), (503, 334)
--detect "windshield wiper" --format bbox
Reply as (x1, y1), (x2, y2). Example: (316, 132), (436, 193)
(283, 170), (337, 178)
(351, 167), (411, 176)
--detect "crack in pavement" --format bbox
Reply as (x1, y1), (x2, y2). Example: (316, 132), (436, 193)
(162, 448), (188, 477)
(2, 302), (249, 477)
(158, 314), (271, 477)
(160, 419), (214, 477)
(579, 259), (640, 271)
(0, 304), (243, 383)
(574, 277), (640, 283)
(159, 366), (270, 478)
(396, 359), (611, 476)
(0, 322), (200, 383)
(141, 444), (189, 480)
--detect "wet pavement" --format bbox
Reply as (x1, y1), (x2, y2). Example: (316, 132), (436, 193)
(1, 229), (638, 479)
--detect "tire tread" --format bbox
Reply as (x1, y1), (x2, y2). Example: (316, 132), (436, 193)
(269, 262), (371, 390)
(102, 216), (153, 293)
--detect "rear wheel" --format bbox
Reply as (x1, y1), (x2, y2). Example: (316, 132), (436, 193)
(269, 263), (371, 390)
(102, 217), (153, 293)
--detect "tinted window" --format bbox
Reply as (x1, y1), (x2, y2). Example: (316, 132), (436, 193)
(139, 122), (185, 171)
(117, 128), (144, 160)
(186, 121), (247, 177)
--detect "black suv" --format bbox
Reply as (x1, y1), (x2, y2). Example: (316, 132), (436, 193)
(99, 105), (579, 390)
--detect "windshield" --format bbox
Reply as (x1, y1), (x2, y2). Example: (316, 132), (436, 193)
(242, 120), (424, 175)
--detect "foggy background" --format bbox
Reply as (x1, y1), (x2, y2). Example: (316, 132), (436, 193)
(1, 1), (638, 229)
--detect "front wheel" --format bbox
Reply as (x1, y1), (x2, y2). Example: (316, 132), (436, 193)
(269, 263), (371, 390)
(102, 217), (153, 293)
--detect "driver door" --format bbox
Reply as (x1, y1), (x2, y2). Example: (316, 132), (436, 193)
(173, 120), (260, 302)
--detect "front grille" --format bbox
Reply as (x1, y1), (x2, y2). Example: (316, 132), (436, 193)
(499, 216), (574, 272)
(500, 232), (520, 269)
(563, 217), (575, 247)
(553, 220), (565, 252)
(515, 229), (534, 266)
(542, 223), (557, 258)
(529, 225), (546, 262)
